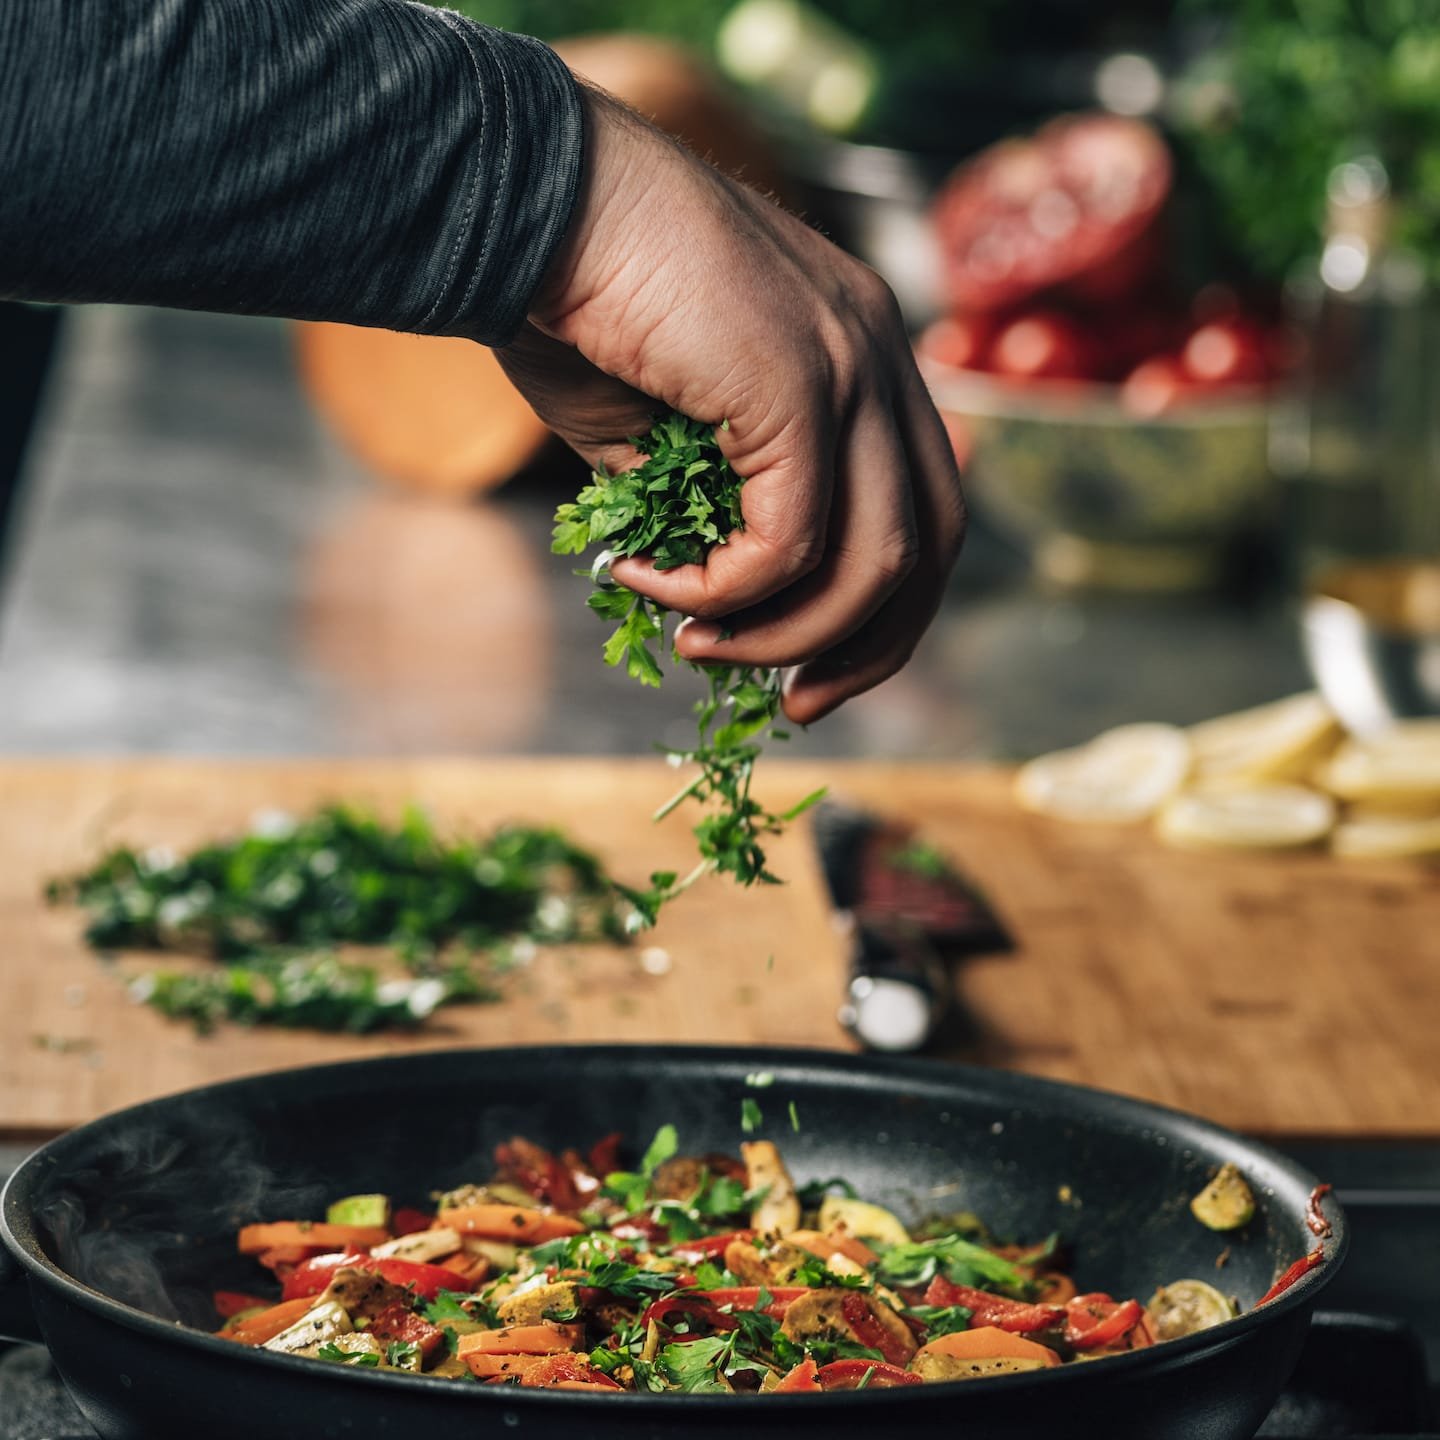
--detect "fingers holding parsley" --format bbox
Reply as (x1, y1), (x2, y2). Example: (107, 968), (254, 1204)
(505, 83), (966, 725)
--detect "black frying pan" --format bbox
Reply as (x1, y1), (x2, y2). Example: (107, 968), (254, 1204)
(0, 1045), (1344, 1440)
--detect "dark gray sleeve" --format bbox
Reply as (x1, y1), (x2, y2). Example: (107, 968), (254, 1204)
(0, 0), (584, 345)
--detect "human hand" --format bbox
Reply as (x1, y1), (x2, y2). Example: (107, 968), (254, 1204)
(497, 85), (966, 725)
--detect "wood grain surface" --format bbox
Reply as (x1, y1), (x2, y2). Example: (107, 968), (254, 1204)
(3, 759), (1438, 1140)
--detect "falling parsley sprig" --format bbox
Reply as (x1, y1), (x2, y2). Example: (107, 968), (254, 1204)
(553, 415), (825, 918)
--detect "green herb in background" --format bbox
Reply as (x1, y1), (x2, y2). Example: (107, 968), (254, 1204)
(554, 415), (825, 918)
(1178, 0), (1440, 283)
(47, 805), (653, 1034)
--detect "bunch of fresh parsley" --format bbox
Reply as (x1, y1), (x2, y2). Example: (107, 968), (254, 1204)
(554, 414), (825, 918)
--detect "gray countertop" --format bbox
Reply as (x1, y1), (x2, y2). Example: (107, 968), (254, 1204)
(0, 305), (1312, 760)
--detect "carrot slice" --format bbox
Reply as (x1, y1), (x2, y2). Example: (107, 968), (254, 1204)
(441, 1204), (585, 1244)
(457, 1323), (584, 1356)
(219, 1295), (317, 1345)
(464, 1352), (547, 1381)
(912, 1326), (1061, 1368)
(237, 1222), (390, 1255)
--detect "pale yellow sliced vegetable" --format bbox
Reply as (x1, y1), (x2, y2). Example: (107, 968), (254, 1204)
(817, 1194), (911, 1249)
(369, 1226), (461, 1263)
(1188, 692), (1340, 785)
(262, 1299), (351, 1355)
(743, 1139), (800, 1235)
(1015, 724), (1191, 824)
(1148, 1279), (1237, 1340)
(1317, 724), (1440, 804)
(1332, 812), (1440, 860)
(1156, 785), (1335, 852)
(1190, 1163), (1255, 1231)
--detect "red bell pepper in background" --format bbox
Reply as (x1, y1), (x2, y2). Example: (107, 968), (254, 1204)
(494, 1136), (583, 1213)
(281, 1251), (460, 1303)
(817, 1358), (923, 1390)
(588, 1132), (623, 1179)
(1065, 1294), (1144, 1350)
(390, 1207), (435, 1237)
(668, 1229), (757, 1260)
(924, 1276), (1065, 1334)
(212, 1290), (273, 1319)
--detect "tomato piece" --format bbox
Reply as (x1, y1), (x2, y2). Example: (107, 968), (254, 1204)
(989, 312), (1095, 382)
(281, 1252), (461, 1302)
(701, 1286), (809, 1319)
(518, 1353), (622, 1389)
(368, 1300), (446, 1361)
(817, 1358), (923, 1390)
(924, 1277), (1065, 1335)
(213, 1290), (273, 1319)
(774, 1356), (821, 1392)
(839, 1294), (913, 1369)
(1065, 1294), (1144, 1350)
(391, 1207), (435, 1237)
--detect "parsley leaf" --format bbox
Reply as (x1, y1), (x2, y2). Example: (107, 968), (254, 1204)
(875, 1234), (1031, 1296)
(385, 1340), (421, 1369)
(796, 1177), (858, 1208)
(904, 1303), (974, 1337)
(553, 414), (827, 920)
(641, 1123), (679, 1177)
(316, 1341), (380, 1367)
(741, 1097), (764, 1133)
(420, 1290), (477, 1325)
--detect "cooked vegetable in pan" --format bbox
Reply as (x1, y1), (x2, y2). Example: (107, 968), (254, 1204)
(214, 1131), (1308, 1393)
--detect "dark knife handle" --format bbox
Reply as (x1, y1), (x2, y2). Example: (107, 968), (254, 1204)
(836, 916), (947, 1053)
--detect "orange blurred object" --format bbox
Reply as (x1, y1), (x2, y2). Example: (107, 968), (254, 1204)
(295, 325), (550, 498)
(295, 35), (783, 499)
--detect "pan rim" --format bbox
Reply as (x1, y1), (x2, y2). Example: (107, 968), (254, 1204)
(1, 1042), (1347, 1407)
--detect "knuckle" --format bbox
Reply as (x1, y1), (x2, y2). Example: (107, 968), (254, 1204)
(873, 535), (921, 589)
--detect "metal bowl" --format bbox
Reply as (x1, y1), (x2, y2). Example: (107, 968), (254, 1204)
(1301, 562), (1440, 736)
(925, 367), (1275, 591)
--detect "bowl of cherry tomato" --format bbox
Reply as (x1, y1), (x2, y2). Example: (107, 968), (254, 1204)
(918, 113), (1292, 591)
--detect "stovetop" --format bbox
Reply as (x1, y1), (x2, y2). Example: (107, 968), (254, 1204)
(2, 1313), (1436, 1440)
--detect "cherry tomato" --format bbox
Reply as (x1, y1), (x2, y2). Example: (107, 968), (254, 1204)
(1181, 319), (1268, 385)
(989, 311), (1094, 381)
(1120, 355), (1203, 418)
(915, 313), (998, 371)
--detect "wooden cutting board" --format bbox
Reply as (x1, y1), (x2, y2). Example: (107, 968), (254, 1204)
(3, 759), (1439, 1141)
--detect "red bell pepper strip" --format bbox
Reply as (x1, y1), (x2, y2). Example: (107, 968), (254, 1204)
(494, 1137), (583, 1213)
(1257, 1247), (1326, 1306)
(840, 1293), (914, 1369)
(280, 1251), (461, 1303)
(1065, 1294), (1144, 1350)
(702, 1287), (809, 1319)
(640, 1293), (739, 1335)
(817, 1358), (923, 1390)
(924, 1276), (1065, 1334)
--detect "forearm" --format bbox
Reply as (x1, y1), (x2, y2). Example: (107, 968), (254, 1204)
(0, 0), (583, 344)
